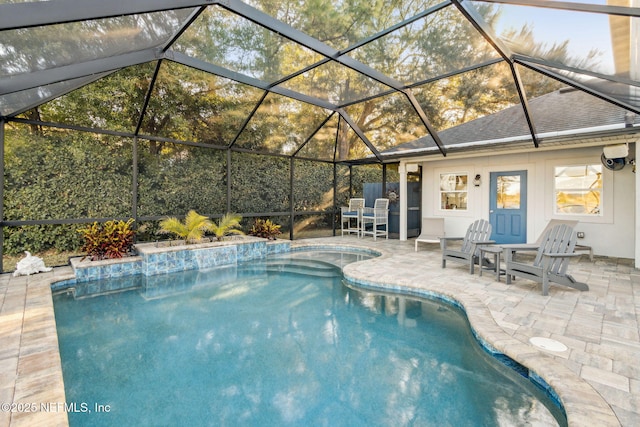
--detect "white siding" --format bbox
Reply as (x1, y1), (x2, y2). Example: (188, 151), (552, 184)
(417, 145), (636, 259)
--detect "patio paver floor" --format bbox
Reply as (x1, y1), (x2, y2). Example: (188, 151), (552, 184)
(1, 236), (638, 426)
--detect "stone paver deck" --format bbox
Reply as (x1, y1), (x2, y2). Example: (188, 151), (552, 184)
(1, 236), (638, 426)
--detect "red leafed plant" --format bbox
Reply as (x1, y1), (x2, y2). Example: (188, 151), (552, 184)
(78, 219), (136, 261)
(248, 218), (281, 240)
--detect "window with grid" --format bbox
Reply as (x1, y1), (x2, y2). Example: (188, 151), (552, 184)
(439, 173), (468, 210)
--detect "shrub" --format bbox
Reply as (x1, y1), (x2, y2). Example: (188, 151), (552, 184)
(249, 219), (281, 240)
(158, 210), (212, 243)
(78, 219), (135, 261)
(4, 129), (132, 254)
(209, 213), (245, 241)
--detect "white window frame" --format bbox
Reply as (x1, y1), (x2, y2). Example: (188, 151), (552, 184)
(547, 158), (613, 224)
(438, 171), (469, 212)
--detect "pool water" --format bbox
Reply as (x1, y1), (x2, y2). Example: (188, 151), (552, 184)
(54, 251), (566, 426)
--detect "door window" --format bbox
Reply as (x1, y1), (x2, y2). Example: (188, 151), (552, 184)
(496, 175), (520, 209)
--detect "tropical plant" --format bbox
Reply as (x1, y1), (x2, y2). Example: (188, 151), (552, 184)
(249, 218), (281, 240)
(208, 213), (245, 241)
(78, 219), (135, 261)
(158, 210), (212, 243)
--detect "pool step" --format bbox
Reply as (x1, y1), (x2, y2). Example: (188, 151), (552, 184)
(264, 258), (342, 277)
(70, 275), (144, 299)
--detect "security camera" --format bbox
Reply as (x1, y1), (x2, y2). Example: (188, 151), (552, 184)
(601, 144), (629, 171)
(602, 143), (628, 159)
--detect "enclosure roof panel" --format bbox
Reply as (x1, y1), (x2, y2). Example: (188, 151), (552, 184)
(0, 0), (638, 162)
(384, 86), (640, 156)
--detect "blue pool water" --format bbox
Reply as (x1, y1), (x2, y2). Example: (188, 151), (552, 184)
(54, 250), (566, 426)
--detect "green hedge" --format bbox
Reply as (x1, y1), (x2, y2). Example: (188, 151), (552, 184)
(3, 127), (387, 255)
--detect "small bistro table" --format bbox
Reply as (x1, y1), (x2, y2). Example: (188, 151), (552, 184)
(478, 245), (504, 281)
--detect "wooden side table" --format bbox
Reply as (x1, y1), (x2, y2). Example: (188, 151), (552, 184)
(478, 245), (503, 281)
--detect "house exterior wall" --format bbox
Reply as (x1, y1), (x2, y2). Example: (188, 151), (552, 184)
(412, 144), (636, 259)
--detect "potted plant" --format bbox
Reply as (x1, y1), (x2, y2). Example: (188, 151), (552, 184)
(248, 218), (281, 240)
(78, 219), (136, 261)
(158, 210), (212, 244)
(208, 213), (245, 241)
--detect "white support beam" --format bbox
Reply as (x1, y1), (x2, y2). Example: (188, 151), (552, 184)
(636, 142), (640, 268)
(399, 162), (408, 241)
(632, 0), (640, 267)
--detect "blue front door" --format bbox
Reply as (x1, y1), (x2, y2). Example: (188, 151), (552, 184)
(489, 171), (527, 244)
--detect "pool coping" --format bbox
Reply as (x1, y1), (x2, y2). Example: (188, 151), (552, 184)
(2, 237), (621, 426)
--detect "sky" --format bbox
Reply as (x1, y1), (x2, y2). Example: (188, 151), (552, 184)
(487, 2), (618, 75)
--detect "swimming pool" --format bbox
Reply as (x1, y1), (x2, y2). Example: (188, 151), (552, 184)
(54, 250), (566, 426)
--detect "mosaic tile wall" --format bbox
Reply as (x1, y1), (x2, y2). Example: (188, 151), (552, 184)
(70, 240), (288, 284)
(72, 258), (144, 282)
